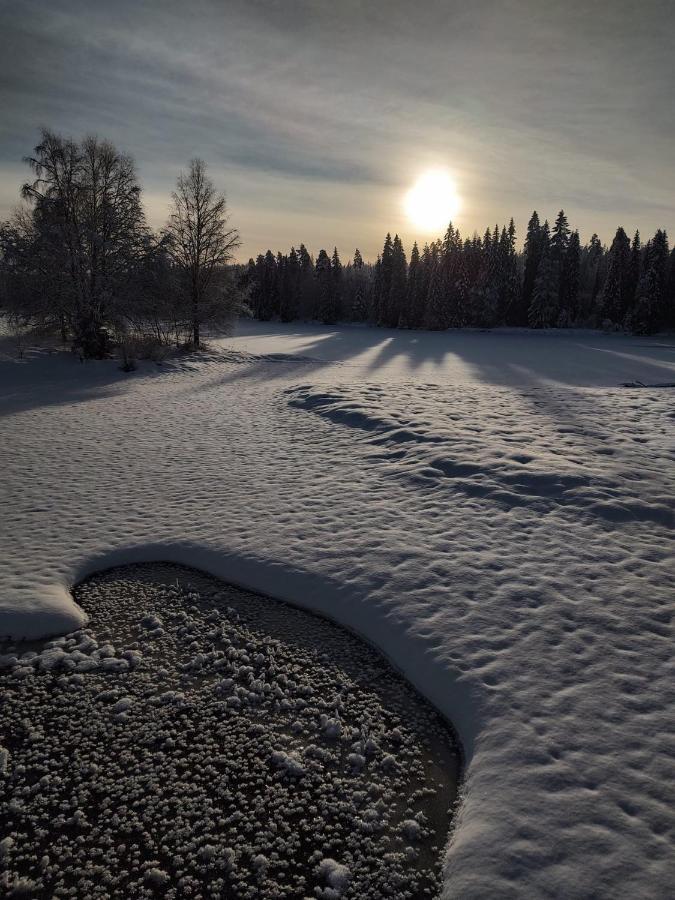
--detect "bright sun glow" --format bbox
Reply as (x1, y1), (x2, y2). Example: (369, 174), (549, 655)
(404, 170), (460, 232)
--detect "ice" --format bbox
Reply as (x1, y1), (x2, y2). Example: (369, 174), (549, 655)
(1, 319), (674, 897)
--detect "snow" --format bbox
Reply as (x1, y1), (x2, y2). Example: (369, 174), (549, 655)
(1, 320), (674, 897)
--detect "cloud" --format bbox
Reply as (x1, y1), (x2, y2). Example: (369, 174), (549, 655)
(1, 0), (673, 259)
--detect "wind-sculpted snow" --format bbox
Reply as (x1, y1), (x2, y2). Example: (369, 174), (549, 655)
(287, 383), (675, 527)
(1, 321), (674, 898)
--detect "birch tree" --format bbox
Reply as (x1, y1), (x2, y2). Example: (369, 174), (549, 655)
(165, 159), (240, 347)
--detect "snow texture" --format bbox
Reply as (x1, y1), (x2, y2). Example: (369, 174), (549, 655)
(1, 320), (675, 898)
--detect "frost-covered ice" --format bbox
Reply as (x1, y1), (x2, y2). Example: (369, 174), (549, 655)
(0, 564), (457, 897)
(1, 320), (675, 897)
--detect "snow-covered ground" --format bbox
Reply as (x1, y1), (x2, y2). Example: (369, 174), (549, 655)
(1, 321), (674, 898)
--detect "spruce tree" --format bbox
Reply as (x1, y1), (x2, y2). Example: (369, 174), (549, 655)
(528, 247), (558, 328)
(424, 243), (447, 329)
(371, 256), (383, 324)
(330, 247), (343, 322)
(666, 247), (675, 329)
(578, 234), (604, 321)
(315, 248), (334, 324)
(257, 250), (278, 321)
(403, 241), (420, 328)
(297, 244), (314, 319)
(559, 230), (580, 324)
(628, 230), (642, 305)
(598, 227), (631, 324)
(378, 233), (394, 325)
(644, 229), (670, 327)
(280, 247), (299, 322)
(550, 210), (570, 263)
(520, 212), (544, 325)
(629, 263), (661, 334)
(388, 235), (407, 328)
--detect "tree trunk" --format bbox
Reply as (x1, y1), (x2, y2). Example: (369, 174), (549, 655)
(192, 302), (200, 348)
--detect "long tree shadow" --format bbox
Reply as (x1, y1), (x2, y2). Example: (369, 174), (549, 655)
(197, 320), (675, 392)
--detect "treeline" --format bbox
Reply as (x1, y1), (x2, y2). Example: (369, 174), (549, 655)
(242, 211), (675, 334)
(0, 129), (242, 359)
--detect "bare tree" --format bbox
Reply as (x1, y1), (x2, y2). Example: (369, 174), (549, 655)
(19, 129), (147, 356)
(164, 159), (241, 347)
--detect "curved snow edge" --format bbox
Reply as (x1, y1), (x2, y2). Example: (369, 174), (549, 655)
(0, 582), (88, 641)
(2, 541), (482, 758)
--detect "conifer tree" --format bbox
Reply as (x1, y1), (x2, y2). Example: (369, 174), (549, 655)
(388, 235), (407, 327)
(424, 243), (447, 329)
(315, 248), (334, 324)
(559, 230), (580, 324)
(443, 222), (468, 327)
(371, 255), (382, 324)
(578, 234), (604, 321)
(280, 247), (299, 322)
(297, 244), (314, 319)
(502, 219), (521, 325)
(628, 230), (642, 304)
(666, 247), (675, 329)
(416, 243), (433, 327)
(598, 227), (631, 324)
(520, 212), (544, 325)
(550, 210), (570, 263)
(330, 247), (343, 322)
(378, 233), (394, 325)
(645, 229), (670, 327)
(528, 247), (558, 327)
(629, 263), (661, 334)
(403, 241), (421, 328)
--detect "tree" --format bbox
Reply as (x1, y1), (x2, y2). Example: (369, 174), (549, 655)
(402, 241), (421, 328)
(19, 128), (148, 356)
(165, 158), (240, 347)
(330, 247), (343, 322)
(296, 244), (315, 319)
(628, 230), (642, 303)
(520, 212), (545, 326)
(424, 243), (447, 330)
(280, 248), (299, 322)
(578, 233), (604, 321)
(598, 227), (631, 325)
(529, 247), (558, 328)
(629, 263), (661, 335)
(644, 229), (670, 328)
(388, 235), (407, 327)
(559, 230), (580, 324)
(550, 210), (570, 264)
(376, 233), (394, 325)
(666, 247), (675, 329)
(315, 249), (334, 323)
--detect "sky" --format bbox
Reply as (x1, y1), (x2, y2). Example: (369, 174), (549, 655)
(1, 0), (674, 261)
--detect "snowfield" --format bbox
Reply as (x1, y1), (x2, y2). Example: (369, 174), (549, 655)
(1, 321), (674, 898)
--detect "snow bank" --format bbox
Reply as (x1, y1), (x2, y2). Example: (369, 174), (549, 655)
(0, 582), (87, 641)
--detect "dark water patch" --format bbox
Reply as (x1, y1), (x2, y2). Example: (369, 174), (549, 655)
(0, 562), (460, 899)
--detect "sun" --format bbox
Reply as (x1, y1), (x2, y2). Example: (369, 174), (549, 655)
(404, 169), (461, 232)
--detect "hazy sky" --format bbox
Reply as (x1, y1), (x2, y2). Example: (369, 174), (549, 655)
(1, 0), (674, 260)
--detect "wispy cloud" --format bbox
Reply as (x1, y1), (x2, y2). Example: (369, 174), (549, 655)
(1, 0), (673, 258)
